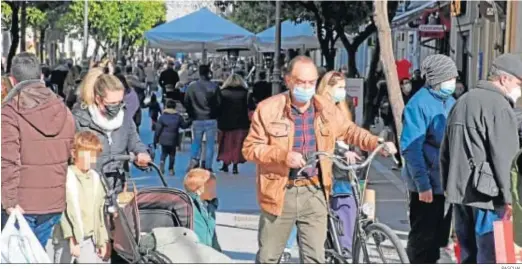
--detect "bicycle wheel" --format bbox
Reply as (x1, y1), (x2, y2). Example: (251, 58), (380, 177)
(325, 249), (348, 264)
(352, 222), (409, 264)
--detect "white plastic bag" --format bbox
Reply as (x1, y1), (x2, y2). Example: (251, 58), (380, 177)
(1, 209), (51, 263)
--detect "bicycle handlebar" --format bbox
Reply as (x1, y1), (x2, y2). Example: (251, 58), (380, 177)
(296, 139), (397, 176)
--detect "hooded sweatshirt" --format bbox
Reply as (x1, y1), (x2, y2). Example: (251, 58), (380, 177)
(1, 80), (76, 214)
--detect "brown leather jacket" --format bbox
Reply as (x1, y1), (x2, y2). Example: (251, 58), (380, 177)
(242, 93), (379, 216)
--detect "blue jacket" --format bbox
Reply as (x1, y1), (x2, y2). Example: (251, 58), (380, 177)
(400, 87), (455, 194)
(154, 109), (190, 146)
(189, 192), (222, 251)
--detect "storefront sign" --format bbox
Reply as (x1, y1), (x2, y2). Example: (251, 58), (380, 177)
(346, 78), (365, 126)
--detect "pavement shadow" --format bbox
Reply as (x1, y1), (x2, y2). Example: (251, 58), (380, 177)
(223, 250), (256, 262)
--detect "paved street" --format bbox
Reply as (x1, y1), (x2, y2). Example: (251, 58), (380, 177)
(130, 106), (418, 263)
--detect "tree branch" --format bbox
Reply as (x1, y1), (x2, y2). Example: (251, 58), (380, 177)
(353, 22), (376, 47)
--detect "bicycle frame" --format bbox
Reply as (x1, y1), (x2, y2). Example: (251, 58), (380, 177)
(297, 141), (394, 263)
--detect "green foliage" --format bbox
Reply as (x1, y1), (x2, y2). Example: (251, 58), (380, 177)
(58, 1), (165, 49)
(1, 1), (13, 29)
(216, 1), (297, 33)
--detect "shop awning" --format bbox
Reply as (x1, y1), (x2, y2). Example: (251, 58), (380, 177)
(392, 0), (450, 28)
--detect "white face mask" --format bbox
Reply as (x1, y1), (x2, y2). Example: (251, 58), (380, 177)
(333, 87), (346, 102)
(508, 86), (522, 103)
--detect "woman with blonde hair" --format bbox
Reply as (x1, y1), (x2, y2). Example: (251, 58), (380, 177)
(71, 67), (151, 203)
(216, 73), (250, 174)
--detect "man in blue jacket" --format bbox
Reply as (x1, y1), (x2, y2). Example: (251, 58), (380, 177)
(400, 54), (458, 263)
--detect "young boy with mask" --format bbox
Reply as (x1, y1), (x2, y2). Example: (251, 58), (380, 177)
(52, 131), (110, 263)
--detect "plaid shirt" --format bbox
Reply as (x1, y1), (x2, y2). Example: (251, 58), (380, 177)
(289, 104), (317, 179)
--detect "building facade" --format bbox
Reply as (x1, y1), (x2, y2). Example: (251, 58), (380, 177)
(165, 0), (219, 21)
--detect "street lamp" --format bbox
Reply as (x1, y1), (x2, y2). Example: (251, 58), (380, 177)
(82, 0), (88, 60)
(272, 0), (282, 95)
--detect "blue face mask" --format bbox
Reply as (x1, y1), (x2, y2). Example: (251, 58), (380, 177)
(292, 86), (315, 103)
(333, 88), (346, 102)
(432, 80), (456, 98)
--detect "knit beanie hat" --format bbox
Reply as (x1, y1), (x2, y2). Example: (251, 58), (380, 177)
(421, 54), (458, 86)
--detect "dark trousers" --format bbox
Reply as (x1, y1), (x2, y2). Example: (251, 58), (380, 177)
(453, 204), (497, 264)
(407, 192), (452, 263)
(161, 145), (177, 170)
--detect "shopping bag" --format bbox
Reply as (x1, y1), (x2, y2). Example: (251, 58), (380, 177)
(494, 219), (520, 263)
(1, 209), (51, 263)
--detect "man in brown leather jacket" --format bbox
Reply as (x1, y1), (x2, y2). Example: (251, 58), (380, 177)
(242, 56), (397, 263)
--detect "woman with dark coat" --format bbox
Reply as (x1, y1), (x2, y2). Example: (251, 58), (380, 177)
(154, 100), (190, 176)
(216, 73), (250, 174)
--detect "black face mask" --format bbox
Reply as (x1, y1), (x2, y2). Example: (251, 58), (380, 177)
(104, 103), (123, 120)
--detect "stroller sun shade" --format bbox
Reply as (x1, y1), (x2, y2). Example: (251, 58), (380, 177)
(112, 187), (194, 263)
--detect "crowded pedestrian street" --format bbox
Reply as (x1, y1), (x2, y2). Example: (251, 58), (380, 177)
(1, 0), (521, 266)
(127, 105), (437, 263)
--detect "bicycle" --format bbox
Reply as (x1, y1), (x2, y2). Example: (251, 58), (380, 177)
(296, 139), (409, 264)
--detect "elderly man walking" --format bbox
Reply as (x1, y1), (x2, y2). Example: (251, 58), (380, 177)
(441, 53), (522, 263)
(242, 56), (397, 263)
(401, 54), (458, 263)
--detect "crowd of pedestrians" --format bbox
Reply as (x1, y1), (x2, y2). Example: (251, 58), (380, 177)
(1, 50), (521, 265)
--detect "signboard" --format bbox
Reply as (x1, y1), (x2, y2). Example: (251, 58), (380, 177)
(346, 78), (364, 126)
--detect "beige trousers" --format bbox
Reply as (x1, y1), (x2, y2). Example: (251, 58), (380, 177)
(256, 185), (328, 263)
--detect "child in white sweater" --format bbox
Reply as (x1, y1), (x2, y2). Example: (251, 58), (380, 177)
(52, 131), (110, 263)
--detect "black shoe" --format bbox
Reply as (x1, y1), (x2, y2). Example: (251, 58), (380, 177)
(233, 164), (238, 174)
(220, 164), (229, 173)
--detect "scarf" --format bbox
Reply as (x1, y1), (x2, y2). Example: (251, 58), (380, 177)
(88, 104), (124, 132)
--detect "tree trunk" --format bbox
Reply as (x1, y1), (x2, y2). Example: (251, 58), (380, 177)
(6, 2), (20, 73)
(93, 41), (101, 60)
(363, 39), (381, 129)
(324, 49), (336, 71)
(20, 1), (26, 52)
(39, 28), (46, 63)
(346, 46), (358, 78)
(374, 0), (404, 137)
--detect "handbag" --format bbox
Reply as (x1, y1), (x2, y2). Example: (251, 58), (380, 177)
(462, 129), (499, 197)
(1, 209), (52, 263)
(117, 179), (138, 207)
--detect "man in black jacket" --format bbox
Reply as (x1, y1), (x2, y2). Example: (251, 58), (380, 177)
(252, 72), (271, 105)
(159, 61), (180, 95)
(440, 53), (522, 263)
(184, 65), (220, 172)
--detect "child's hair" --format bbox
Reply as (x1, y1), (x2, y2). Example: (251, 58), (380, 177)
(150, 93), (157, 104)
(73, 131), (103, 156)
(183, 168), (212, 193)
(165, 99), (176, 109)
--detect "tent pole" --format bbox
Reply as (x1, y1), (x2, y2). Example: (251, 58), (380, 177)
(272, 0), (282, 95)
(202, 43), (207, 65)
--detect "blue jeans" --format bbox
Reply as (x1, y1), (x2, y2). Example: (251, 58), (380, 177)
(1, 210), (61, 248)
(454, 204), (501, 264)
(191, 120), (217, 170)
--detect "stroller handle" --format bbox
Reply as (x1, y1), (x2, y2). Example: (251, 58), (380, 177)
(101, 153), (169, 188)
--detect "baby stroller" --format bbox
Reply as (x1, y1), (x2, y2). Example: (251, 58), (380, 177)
(100, 155), (232, 263)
